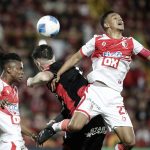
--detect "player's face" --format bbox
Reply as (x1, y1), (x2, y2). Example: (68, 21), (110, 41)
(34, 56), (55, 71)
(8, 61), (24, 82)
(105, 13), (124, 31)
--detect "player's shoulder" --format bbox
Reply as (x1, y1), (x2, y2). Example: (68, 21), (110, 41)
(122, 36), (134, 40)
(123, 36), (141, 46)
(0, 78), (8, 87)
(94, 34), (106, 38)
(94, 34), (110, 41)
(51, 60), (63, 68)
(49, 60), (63, 72)
(0, 78), (4, 83)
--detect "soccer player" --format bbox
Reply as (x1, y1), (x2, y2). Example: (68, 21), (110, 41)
(0, 52), (36, 150)
(52, 11), (150, 150)
(27, 44), (106, 150)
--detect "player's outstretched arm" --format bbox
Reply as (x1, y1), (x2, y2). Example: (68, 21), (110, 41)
(27, 71), (54, 87)
(137, 48), (150, 60)
(56, 50), (83, 82)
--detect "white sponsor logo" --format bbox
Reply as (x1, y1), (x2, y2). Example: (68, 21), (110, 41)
(7, 103), (19, 115)
(85, 126), (107, 137)
(103, 51), (122, 58)
(102, 57), (120, 69)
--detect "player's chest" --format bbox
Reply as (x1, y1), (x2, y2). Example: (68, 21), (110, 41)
(95, 39), (133, 57)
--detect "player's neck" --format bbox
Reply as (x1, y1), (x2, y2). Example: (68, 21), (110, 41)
(106, 30), (123, 39)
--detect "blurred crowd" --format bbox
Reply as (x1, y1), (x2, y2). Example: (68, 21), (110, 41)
(0, 0), (150, 148)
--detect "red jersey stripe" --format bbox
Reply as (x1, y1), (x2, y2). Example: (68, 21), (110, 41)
(56, 83), (76, 115)
(11, 142), (16, 150)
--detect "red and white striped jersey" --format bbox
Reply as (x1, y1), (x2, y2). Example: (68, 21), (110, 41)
(80, 34), (144, 92)
(0, 79), (23, 142)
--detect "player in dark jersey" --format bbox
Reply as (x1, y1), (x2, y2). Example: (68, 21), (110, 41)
(27, 44), (107, 150)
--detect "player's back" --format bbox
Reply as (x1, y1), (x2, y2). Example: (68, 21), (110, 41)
(0, 79), (23, 142)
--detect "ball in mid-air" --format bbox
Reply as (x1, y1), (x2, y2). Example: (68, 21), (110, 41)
(37, 15), (60, 37)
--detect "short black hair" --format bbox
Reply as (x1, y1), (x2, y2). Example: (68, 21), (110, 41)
(0, 52), (22, 69)
(32, 44), (54, 60)
(100, 11), (115, 29)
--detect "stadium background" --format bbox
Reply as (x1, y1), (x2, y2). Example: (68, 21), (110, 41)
(0, 0), (150, 149)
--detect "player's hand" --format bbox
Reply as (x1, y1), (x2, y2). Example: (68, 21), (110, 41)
(51, 74), (60, 92)
(47, 120), (56, 126)
(27, 78), (33, 87)
(36, 125), (56, 145)
(0, 99), (11, 109)
(27, 78), (31, 87)
(56, 74), (61, 83)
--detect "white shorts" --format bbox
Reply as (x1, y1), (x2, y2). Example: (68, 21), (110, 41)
(0, 140), (28, 150)
(76, 82), (133, 132)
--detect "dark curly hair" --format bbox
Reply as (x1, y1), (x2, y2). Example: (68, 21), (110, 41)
(0, 52), (22, 69)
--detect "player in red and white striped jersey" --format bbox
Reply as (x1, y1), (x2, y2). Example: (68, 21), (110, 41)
(53, 11), (150, 150)
(0, 53), (36, 150)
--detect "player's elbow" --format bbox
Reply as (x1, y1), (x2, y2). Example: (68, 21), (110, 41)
(39, 72), (53, 82)
(40, 75), (49, 82)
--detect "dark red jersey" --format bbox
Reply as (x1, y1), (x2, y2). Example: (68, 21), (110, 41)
(47, 61), (88, 116)
(47, 61), (106, 150)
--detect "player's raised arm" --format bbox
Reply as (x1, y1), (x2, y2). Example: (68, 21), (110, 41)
(56, 50), (83, 82)
(132, 38), (150, 60)
(148, 55), (150, 61)
(137, 48), (150, 61)
(27, 71), (54, 87)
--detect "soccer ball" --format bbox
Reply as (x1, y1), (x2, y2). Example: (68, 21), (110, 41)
(37, 15), (60, 37)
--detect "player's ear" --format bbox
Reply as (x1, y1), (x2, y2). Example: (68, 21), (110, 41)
(34, 59), (42, 71)
(104, 17), (110, 29)
(6, 66), (12, 74)
(34, 59), (40, 67)
(37, 61), (41, 67)
(104, 22), (110, 28)
(51, 55), (55, 62)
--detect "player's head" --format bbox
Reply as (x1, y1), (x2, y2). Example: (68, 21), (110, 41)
(32, 44), (55, 71)
(100, 11), (124, 32)
(0, 52), (24, 82)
